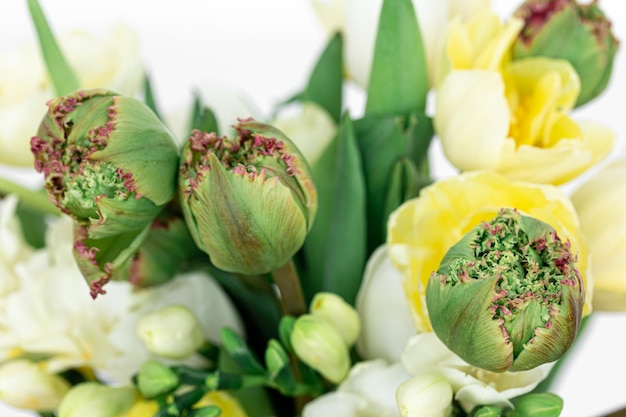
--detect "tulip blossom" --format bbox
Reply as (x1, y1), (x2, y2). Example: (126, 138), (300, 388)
(0, 360), (70, 411)
(387, 171), (591, 333)
(435, 10), (614, 185)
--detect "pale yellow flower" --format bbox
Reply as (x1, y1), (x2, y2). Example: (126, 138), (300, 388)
(572, 158), (626, 311)
(396, 372), (453, 417)
(0, 25), (143, 167)
(118, 391), (248, 417)
(435, 10), (614, 185)
(387, 171), (592, 332)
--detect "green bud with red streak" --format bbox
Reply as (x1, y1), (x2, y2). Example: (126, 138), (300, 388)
(512, 0), (619, 107)
(179, 119), (317, 274)
(31, 89), (179, 239)
(426, 208), (584, 372)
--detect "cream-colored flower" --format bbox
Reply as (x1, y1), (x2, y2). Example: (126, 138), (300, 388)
(434, 10), (614, 185)
(104, 270), (244, 383)
(0, 359), (70, 411)
(273, 101), (336, 166)
(310, 292), (360, 347)
(356, 245), (415, 363)
(302, 360), (411, 417)
(387, 171), (592, 332)
(0, 25), (144, 167)
(310, 0), (346, 35)
(0, 195), (32, 296)
(572, 158), (626, 311)
(136, 305), (205, 359)
(396, 372), (453, 417)
(0, 213), (243, 384)
(402, 333), (552, 413)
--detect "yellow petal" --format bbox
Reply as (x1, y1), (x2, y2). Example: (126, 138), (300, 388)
(435, 70), (509, 171)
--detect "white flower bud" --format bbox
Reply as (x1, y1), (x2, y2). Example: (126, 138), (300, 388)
(0, 360), (70, 411)
(310, 292), (361, 347)
(291, 314), (350, 383)
(137, 304), (205, 359)
(58, 382), (136, 417)
(396, 373), (453, 417)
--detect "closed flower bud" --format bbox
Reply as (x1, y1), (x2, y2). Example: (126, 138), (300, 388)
(310, 292), (361, 347)
(58, 382), (136, 417)
(137, 304), (205, 359)
(0, 360), (70, 411)
(73, 211), (202, 298)
(179, 118), (317, 274)
(396, 373), (453, 417)
(426, 208), (584, 372)
(291, 314), (350, 383)
(31, 89), (179, 239)
(512, 0), (619, 106)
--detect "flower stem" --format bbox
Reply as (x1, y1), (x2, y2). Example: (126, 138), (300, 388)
(0, 177), (58, 216)
(271, 259), (307, 316)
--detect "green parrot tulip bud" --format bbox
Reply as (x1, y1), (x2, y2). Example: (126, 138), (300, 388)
(31, 89), (179, 239)
(179, 118), (317, 274)
(74, 211), (202, 298)
(512, 0), (619, 107)
(426, 208), (584, 373)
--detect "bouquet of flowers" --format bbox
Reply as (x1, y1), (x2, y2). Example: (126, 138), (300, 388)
(0, 0), (624, 416)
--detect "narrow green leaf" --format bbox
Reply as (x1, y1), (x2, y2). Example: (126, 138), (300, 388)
(302, 114), (367, 304)
(365, 0), (428, 116)
(27, 0), (79, 95)
(472, 406), (502, 417)
(220, 328), (266, 376)
(303, 32), (344, 123)
(278, 315), (296, 352)
(0, 178), (59, 216)
(144, 74), (162, 120)
(190, 91), (220, 134)
(382, 157), (423, 231)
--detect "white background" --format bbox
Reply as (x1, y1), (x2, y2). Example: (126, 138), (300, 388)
(0, 1), (625, 416)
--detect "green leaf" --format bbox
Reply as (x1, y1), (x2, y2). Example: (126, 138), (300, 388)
(302, 114), (367, 304)
(137, 361), (180, 398)
(27, 0), (79, 95)
(509, 393), (563, 417)
(278, 315), (296, 352)
(220, 328), (266, 376)
(302, 32), (343, 123)
(353, 112), (433, 252)
(16, 203), (48, 248)
(143, 74), (162, 120)
(0, 178), (59, 216)
(190, 91), (220, 135)
(188, 406), (222, 417)
(383, 157), (430, 232)
(365, 0), (428, 116)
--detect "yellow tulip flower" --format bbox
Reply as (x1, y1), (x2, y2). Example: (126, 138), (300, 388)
(387, 171), (592, 332)
(435, 10), (614, 185)
(572, 159), (626, 311)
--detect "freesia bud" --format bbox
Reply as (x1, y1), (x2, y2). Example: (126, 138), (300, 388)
(57, 382), (136, 417)
(426, 208), (584, 372)
(179, 118), (317, 274)
(396, 373), (453, 417)
(0, 360), (70, 411)
(310, 292), (361, 347)
(291, 314), (350, 383)
(512, 0), (619, 106)
(31, 89), (179, 239)
(137, 304), (205, 359)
